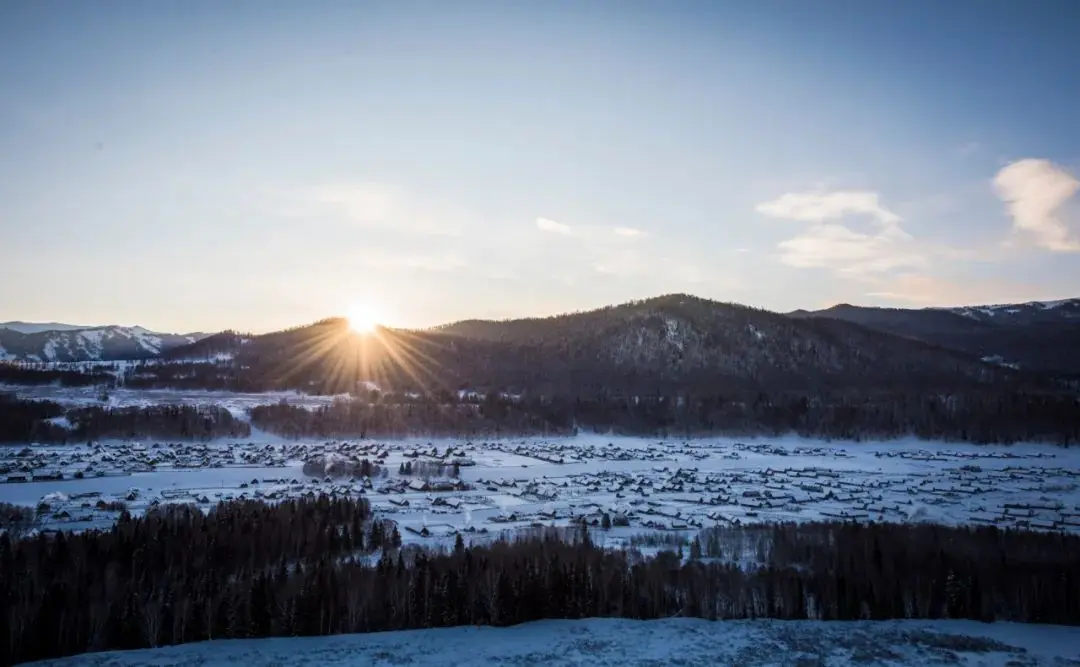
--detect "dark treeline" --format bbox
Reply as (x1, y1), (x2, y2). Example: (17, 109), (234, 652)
(249, 396), (557, 439)
(0, 393), (67, 443)
(66, 405), (251, 442)
(3, 499), (1078, 664)
(0, 397), (250, 443)
(0, 362), (116, 387)
(250, 390), (1080, 445)
(4, 388), (1080, 444)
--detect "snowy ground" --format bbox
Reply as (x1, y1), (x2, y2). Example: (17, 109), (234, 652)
(3, 432), (1079, 541)
(4, 385), (1079, 539)
(24, 618), (1080, 666)
(3, 384), (348, 412)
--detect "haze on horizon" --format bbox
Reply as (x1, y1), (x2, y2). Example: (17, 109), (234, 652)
(1, 0), (1079, 334)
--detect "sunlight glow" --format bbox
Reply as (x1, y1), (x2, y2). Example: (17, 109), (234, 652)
(346, 302), (381, 334)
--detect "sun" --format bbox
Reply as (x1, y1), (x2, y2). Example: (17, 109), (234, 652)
(346, 301), (381, 334)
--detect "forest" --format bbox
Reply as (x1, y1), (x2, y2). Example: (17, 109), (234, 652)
(249, 389), (1080, 445)
(2, 495), (1078, 664)
(0, 363), (116, 387)
(0, 396), (249, 443)
(4, 387), (1080, 445)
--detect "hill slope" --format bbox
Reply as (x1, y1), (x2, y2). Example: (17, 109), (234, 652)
(792, 299), (1080, 375)
(152, 295), (1016, 394)
(0, 326), (205, 362)
(27, 618), (1077, 667)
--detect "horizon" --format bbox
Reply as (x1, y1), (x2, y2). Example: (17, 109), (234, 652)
(2, 1), (1079, 332)
(3, 289), (1079, 335)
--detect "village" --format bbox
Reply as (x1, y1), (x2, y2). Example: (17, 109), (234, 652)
(2, 434), (1079, 541)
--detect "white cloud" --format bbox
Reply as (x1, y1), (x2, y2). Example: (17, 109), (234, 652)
(757, 189), (924, 275)
(613, 226), (644, 237)
(777, 223), (925, 274)
(994, 159), (1080, 252)
(536, 217), (573, 235)
(755, 190), (901, 225)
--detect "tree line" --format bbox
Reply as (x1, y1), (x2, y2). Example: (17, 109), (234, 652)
(0, 397), (250, 443)
(5, 388), (1080, 445)
(0, 363), (115, 387)
(2, 496), (1078, 664)
(249, 390), (1080, 445)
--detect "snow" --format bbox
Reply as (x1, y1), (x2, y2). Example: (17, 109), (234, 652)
(945, 298), (1078, 319)
(0, 343), (14, 362)
(981, 355), (1020, 370)
(3, 385), (349, 412)
(170, 352), (235, 364)
(24, 618), (1080, 666)
(111, 326), (163, 354)
(4, 424), (1080, 540)
(46, 416), (73, 429)
(77, 329), (107, 357)
(1036, 299), (1076, 310)
(663, 317), (684, 351)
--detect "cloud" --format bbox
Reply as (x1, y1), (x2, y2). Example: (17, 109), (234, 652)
(756, 190), (901, 225)
(613, 226), (644, 237)
(777, 223), (926, 274)
(994, 159), (1080, 252)
(536, 217), (573, 235)
(757, 189), (926, 275)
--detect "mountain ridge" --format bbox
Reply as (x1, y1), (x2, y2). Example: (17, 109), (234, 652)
(124, 294), (1031, 395)
(0, 326), (210, 363)
(791, 298), (1080, 375)
(5, 295), (1078, 383)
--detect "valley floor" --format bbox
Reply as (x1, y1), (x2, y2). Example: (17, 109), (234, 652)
(5, 431), (1080, 542)
(25, 618), (1080, 667)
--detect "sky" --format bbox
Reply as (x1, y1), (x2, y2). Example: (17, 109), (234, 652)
(1, 0), (1079, 333)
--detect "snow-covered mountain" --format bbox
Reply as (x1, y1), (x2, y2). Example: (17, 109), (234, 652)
(943, 298), (1080, 326)
(0, 325), (210, 362)
(791, 297), (1080, 375)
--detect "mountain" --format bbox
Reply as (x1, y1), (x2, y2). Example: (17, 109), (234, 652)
(0, 326), (208, 363)
(944, 298), (1080, 326)
(149, 295), (1021, 395)
(0, 321), (94, 334)
(791, 299), (1080, 375)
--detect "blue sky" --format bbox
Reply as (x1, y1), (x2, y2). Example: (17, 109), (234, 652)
(1, 0), (1079, 332)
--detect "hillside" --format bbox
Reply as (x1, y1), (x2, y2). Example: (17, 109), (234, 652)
(792, 299), (1080, 375)
(147, 295), (1021, 395)
(0, 326), (205, 362)
(945, 298), (1080, 326)
(25, 618), (1077, 667)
